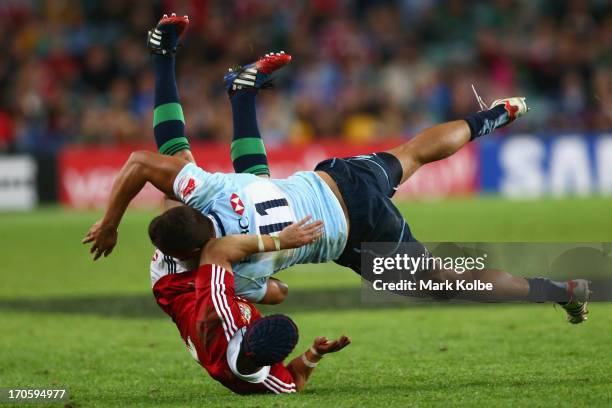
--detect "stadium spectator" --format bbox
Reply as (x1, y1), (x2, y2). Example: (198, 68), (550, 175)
(0, 0), (609, 153)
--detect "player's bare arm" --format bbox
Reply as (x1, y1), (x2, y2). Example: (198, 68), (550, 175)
(285, 335), (351, 391)
(201, 216), (324, 269)
(229, 332), (351, 392)
(201, 217), (323, 305)
(82, 151), (187, 260)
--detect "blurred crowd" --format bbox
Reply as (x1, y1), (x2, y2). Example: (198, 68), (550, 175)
(0, 0), (610, 153)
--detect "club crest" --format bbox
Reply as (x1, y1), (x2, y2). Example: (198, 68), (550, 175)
(237, 302), (252, 323)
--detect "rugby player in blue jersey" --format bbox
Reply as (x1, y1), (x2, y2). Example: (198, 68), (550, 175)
(83, 15), (589, 324)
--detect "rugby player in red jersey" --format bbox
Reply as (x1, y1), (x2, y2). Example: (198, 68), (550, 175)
(152, 217), (350, 394)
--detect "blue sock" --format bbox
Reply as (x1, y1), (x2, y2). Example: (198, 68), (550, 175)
(526, 278), (569, 303)
(230, 91), (270, 176)
(464, 105), (509, 140)
(152, 53), (189, 155)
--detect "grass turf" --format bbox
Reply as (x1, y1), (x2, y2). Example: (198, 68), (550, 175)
(1, 197), (612, 407)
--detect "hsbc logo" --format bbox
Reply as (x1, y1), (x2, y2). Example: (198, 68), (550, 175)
(230, 193), (245, 216)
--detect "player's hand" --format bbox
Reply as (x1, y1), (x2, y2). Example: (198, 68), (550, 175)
(278, 216), (324, 249)
(82, 220), (118, 261)
(312, 335), (351, 355)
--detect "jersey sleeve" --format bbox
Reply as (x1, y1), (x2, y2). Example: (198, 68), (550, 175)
(261, 364), (297, 394)
(194, 264), (250, 345)
(173, 162), (226, 211)
(233, 275), (269, 303)
(192, 264), (296, 396)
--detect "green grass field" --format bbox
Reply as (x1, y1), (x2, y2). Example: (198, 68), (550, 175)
(1, 197), (612, 407)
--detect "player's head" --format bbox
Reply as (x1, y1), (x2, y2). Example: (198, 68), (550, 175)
(241, 314), (299, 366)
(148, 206), (215, 260)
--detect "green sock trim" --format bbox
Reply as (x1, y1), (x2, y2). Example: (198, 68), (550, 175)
(164, 143), (190, 156)
(153, 103), (185, 127)
(242, 164), (270, 175)
(159, 137), (190, 155)
(231, 138), (267, 161)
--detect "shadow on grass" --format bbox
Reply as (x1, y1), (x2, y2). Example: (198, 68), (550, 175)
(0, 287), (406, 318)
(3, 282), (608, 319)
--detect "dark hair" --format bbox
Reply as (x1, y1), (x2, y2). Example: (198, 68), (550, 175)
(241, 314), (299, 366)
(148, 206), (215, 255)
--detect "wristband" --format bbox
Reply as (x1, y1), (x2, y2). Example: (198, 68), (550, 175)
(310, 347), (321, 357)
(270, 232), (281, 251)
(301, 353), (318, 368)
(257, 234), (265, 252)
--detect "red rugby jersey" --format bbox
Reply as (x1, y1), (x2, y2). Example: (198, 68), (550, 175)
(153, 263), (296, 395)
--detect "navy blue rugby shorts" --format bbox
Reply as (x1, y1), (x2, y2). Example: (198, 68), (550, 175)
(315, 152), (423, 275)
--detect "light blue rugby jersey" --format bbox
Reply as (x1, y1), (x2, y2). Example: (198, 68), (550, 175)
(173, 163), (348, 301)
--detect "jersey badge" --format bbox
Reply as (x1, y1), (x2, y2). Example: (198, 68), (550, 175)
(237, 302), (252, 324)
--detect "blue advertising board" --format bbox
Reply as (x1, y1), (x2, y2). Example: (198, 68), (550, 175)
(479, 134), (612, 197)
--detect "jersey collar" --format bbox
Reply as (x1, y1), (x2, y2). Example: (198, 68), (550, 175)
(206, 214), (222, 238)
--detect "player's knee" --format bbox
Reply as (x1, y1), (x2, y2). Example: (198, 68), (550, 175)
(172, 149), (196, 163)
(261, 279), (289, 305)
(128, 150), (151, 166)
(405, 145), (426, 169)
(276, 280), (289, 298)
(387, 145), (422, 178)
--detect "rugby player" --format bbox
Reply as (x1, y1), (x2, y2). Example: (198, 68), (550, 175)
(83, 15), (590, 323)
(153, 214), (350, 394)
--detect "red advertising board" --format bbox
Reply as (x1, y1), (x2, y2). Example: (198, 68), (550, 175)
(59, 141), (477, 209)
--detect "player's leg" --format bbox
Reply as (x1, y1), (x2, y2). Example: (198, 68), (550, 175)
(387, 98), (528, 184)
(147, 13), (194, 163)
(217, 52), (293, 304)
(420, 266), (590, 323)
(224, 52), (291, 177)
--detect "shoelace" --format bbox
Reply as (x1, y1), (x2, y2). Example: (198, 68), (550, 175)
(471, 84), (489, 111)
